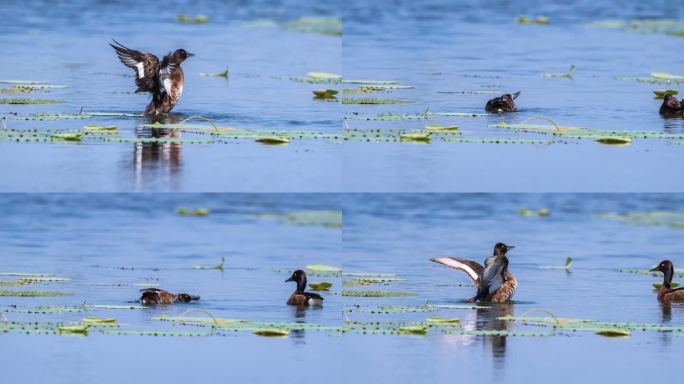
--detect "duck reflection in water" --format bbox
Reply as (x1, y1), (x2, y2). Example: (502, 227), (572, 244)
(475, 303), (515, 359)
(132, 114), (182, 189)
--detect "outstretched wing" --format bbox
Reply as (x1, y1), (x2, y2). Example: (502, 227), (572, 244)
(110, 39), (160, 93)
(431, 257), (484, 287)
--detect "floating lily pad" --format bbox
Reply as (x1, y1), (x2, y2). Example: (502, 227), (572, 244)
(309, 282), (333, 291)
(255, 137), (289, 145)
(399, 325), (428, 335)
(51, 133), (82, 142)
(283, 17), (341, 36)
(0, 98), (63, 104)
(519, 208), (551, 217)
(654, 89), (679, 99)
(177, 14), (209, 24)
(341, 290), (415, 297)
(253, 328), (289, 337)
(594, 136), (632, 145)
(193, 257), (225, 270)
(82, 317), (116, 325)
(596, 329), (630, 337)
(426, 317), (460, 325)
(313, 89), (339, 99)
(400, 132), (430, 143)
(200, 69), (228, 77)
(542, 65), (576, 78)
(541, 257), (574, 270)
(177, 207), (210, 216)
(342, 98), (413, 104)
(517, 15), (550, 25)
(342, 277), (405, 286)
(0, 290), (72, 297)
(307, 72), (342, 82)
(84, 125), (117, 132)
(58, 325), (89, 335)
(306, 264), (342, 274)
(425, 124), (459, 132)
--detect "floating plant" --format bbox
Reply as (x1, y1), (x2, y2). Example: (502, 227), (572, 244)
(0, 290), (72, 297)
(341, 98), (413, 105)
(313, 89), (339, 99)
(254, 211), (342, 228)
(177, 207), (210, 216)
(517, 15), (550, 25)
(177, 14), (209, 24)
(283, 17), (342, 36)
(425, 124), (459, 132)
(341, 290), (415, 297)
(192, 257), (225, 270)
(200, 68), (228, 78)
(255, 136), (289, 145)
(519, 208), (551, 217)
(542, 65), (576, 78)
(540, 257), (574, 270)
(0, 98), (63, 104)
(84, 125), (117, 132)
(653, 89), (679, 99)
(253, 328), (289, 337)
(308, 282), (333, 291)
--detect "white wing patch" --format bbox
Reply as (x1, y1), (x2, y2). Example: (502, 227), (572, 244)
(135, 62), (144, 79)
(162, 78), (172, 95)
(432, 257), (479, 283)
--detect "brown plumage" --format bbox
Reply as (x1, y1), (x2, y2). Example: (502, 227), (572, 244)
(650, 260), (684, 301)
(285, 270), (324, 306)
(485, 91), (520, 113)
(659, 94), (683, 117)
(110, 40), (193, 115)
(139, 288), (200, 305)
(431, 243), (517, 303)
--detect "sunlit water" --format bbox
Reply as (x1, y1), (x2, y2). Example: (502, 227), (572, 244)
(0, 194), (342, 383)
(2, 194), (683, 383)
(0, 0), (341, 192)
(342, 0), (684, 191)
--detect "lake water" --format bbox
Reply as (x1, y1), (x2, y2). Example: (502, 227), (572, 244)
(342, 0), (684, 192)
(0, 0), (341, 192)
(2, 193), (683, 383)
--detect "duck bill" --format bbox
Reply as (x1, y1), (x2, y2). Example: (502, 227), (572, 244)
(506, 245), (515, 251)
(190, 295), (200, 301)
(186, 52), (195, 57)
(285, 276), (294, 282)
(649, 266), (660, 272)
(511, 91), (521, 100)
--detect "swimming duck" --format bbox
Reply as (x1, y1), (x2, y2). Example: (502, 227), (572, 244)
(138, 288), (200, 305)
(110, 40), (194, 115)
(485, 92), (520, 113)
(285, 270), (324, 306)
(659, 94), (683, 117)
(650, 260), (684, 301)
(431, 243), (517, 303)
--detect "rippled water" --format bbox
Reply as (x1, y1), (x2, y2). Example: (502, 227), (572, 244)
(0, 0), (341, 192)
(343, 0), (684, 191)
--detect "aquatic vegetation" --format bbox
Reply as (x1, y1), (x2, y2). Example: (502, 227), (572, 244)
(306, 264), (342, 274)
(255, 136), (289, 145)
(598, 211), (684, 229)
(342, 272), (397, 277)
(540, 257), (574, 270)
(595, 329), (630, 337)
(177, 14), (209, 24)
(281, 211), (341, 228)
(0, 273), (56, 277)
(177, 207), (210, 216)
(58, 325), (89, 335)
(84, 125), (117, 132)
(253, 328), (289, 337)
(313, 89), (339, 99)
(654, 89), (679, 99)
(192, 257), (225, 270)
(283, 17), (341, 36)
(542, 65), (576, 78)
(341, 290), (415, 297)
(342, 98), (413, 105)
(99, 329), (212, 337)
(441, 329), (556, 337)
(398, 325), (428, 335)
(308, 282), (333, 291)
(344, 305), (436, 314)
(594, 136), (632, 146)
(0, 80), (50, 84)
(0, 98), (63, 104)
(426, 317), (460, 325)
(348, 113), (431, 121)
(617, 73), (684, 84)
(200, 68), (228, 78)
(399, 132), (431, 143)
(519, 208), (551, 217)
(619, 268), (684, 278)
(653, 281), (680, 289)
(82, 317), (116, 325)
(0, 290), (72, 297)
(425, 124), (459, 132)
(342, 277), (405, 287)
(517, 15), (550, 25)
(51, 133), (82, 142)
(343, 80), (399, 85)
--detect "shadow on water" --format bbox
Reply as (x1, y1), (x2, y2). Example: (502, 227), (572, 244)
(131, 114), (183, 190)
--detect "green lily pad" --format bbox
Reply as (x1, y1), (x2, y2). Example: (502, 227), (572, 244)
(177, 207), (210, 216)
(0, 98), (63, 104)
(58, 325), (89, 335)
(308, 282), (333, 291)
(341, 290), (415, 297)
(400, 132), (430, 143)
(652, 72), (684, 80)
(399, 325), (428, 335)
(253, 328), (289, 337)
(82, 317), (116, 324)
(425, 124), (459, 132)
(177, 14), (209, 24)
(541, 257), (574, 270)
(306, 264), (342, 273)
(255, 137), (289, 145)
(51, 133), (82, 142)
(596, 329), (630, 337)
(342, 98), (413, 104)
(595, 136), (632, 145)
(0, 290), (72, 297)
(426, 317), (460, 325)
(84, 125), (117, 132)
(193, 257), (225, 270)
(654, 89), (679, 99)
(200, 68), (228, 77)
(517, 15), (550, 25)
(313, 89), (339, 99)
(519, 208), (551, 217)
(542, 65), (576, 78)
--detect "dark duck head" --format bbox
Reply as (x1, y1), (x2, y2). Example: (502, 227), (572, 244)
(651, 260), (675, 289)
(659, 94), (683, 117)
(493, 242), (515, 257)
(485, 91), (520, 113)
(285, 269), (308, 292)
(165, 49), (194, 65)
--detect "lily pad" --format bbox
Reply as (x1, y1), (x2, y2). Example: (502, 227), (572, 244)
(542, 65), (576, 78)
(398, 325), (428, 335)
(654, 89), (679, 99)
(308, 282), (333, 291)
(255, 137), (289, 145)
(306, 264), (342, 274)
(177, 14), (209, 24)
(82, 317), (116, 325)
(341, 290), (415, 297)
(517, 15), (550, 25)
(399, 132), (430, 143)
(541, 257), (574, 270)
(0, 98), (63, 104)
(307, 72), (342, 82)
(0, 290), (72, 297)
(519, 208), (551, 217)
(193, 257), (225, 270)
(58, 325), (89, 335)
(425, 124), (459, 132)
(596, 329), (630, 337)
(177, 207), (210, 216)
(253, 328), (289, 337)
(84, 125), (117, 132)
(426, 317), (460, 325)
(594, 136), (632, 145)
(200, 68), (228, 78)
(342, 98), (413, 104)
(313, 89), (339, 99)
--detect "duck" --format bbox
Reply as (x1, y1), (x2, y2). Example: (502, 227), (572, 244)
(110, 40), (194, 115)
(138, 288), (200, 305)
(431, 242), (517, 303)
(285, 270), (324, 306)
(650, 260), (684, 301)
(659, 94), (683, 117)
(485, 91), (520, 113)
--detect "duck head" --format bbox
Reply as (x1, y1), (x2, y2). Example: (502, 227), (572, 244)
(285, 269), (307, 292)
(650, 260), (675, 287)
(494, 242), (515, 256)
(486, 91), (520, 113)
(660, 94), (683, 116)
(175, 293), (200, 303)
(172, 49), (194, 63)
